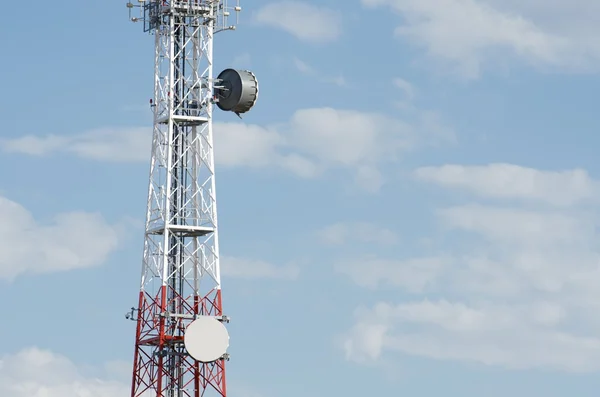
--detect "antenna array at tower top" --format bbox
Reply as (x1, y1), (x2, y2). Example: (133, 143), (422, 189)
(126, 0), (242, 33)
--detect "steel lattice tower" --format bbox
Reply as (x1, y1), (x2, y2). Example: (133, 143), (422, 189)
(125, 1), (258, 396)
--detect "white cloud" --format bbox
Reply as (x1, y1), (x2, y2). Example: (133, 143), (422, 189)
(362, 0), (600, 77)
(254, 1), (342, 43)
(342, 300), (600, 371)
(3, 108), (452, 192)
(222, 256), (300, 280)
(317, 222), (399, 245)
(0, 196), (122, 281)
(339, 163), (600, 371)
(285, 108), (418, 166)
(0, 347), (130, 397)
(2, 127), (150, 163)
(415, 163), (597, 206)
(276, 153), (320, 178)
(215, 123), (283, 168)
(216, 107), (427, 184)
(437, 205), (600, 297)
(342, 322), (389, 364)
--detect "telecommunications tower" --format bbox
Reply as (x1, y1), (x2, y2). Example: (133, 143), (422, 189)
(125, 1), (259, 396)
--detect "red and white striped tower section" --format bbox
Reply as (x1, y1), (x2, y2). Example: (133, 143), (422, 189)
(125, 1), (259, 396)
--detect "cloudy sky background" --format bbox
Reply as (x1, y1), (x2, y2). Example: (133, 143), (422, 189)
(2, 0), (600, 396)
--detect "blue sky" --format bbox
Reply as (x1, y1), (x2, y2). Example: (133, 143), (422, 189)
(2, 0), (600, 396)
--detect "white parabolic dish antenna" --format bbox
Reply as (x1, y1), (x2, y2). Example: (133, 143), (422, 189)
(184, 316), (230, 363)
